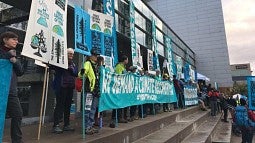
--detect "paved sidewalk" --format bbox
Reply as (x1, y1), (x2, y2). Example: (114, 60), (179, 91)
(231, 133), (255, 143)
(2, 111), (172, 143)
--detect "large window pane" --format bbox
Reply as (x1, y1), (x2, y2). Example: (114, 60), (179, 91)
(135, 27), (145, 46)
(157, 42), (164, 56)
(145, 34), (152, 50)
(156, 29), (163, 43)
(118, 0), (129, 17)
(135, 11), (145, 29)
(146, 19), (152, 34)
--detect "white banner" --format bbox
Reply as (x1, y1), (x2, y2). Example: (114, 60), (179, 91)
(176, 55), (182, 79)
(184, 86), (198, 106)
(147, 49), (155, 75)
(22, 0), (68, 69)
(100, 55), (113, 72)
(136, 43), (143, 69)
(88, 9), (113, 35)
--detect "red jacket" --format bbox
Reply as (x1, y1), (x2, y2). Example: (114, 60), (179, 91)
(208, 91), (219, 101)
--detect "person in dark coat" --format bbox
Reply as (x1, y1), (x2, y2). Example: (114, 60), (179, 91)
(52, 48), (78, 133)
(0, 31), (24, 143)
(219, 93), (229, 122)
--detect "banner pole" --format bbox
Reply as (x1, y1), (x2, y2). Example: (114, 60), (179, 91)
(37, 66), (48, 140)
(42, 66), (50, 125)
(115, 109), (118, 127)
(141, 105), (144, 119)
(153, 104), (155, 115)
(82, 55), (85, 139)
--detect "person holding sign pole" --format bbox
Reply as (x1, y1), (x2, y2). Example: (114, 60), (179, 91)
(79, 49), (100, 135)
(0, 31), (24, 143)
(52, 48), (78, 133)
(109, 55), (129, 128)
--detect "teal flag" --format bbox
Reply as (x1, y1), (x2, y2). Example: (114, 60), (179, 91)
(247, 76), (255, 110)
(74, 6), (91, 55)
(99, 68), (177, 112)
(152, 18), (160, 71)
(103, 0), (118, 64)
(165, 36), (174, 79)
(0, 60), (12, 141)
(130, 0), (138, 66)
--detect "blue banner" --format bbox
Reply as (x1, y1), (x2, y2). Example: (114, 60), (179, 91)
(152, 18), (160, 71)
(130, 0), (138, 66)
(165, 36), (174, 79)
(103, 0), (118, 64)
(184, 63), (190, 81)
(184, 86), (198, 106)
(247, 76), (255, 110)
(99, 68), (177, 112)
(74, 6), (91, 55)
(0, 60), (12, 141)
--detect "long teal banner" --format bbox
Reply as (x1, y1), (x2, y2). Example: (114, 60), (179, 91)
(0, 60), (12, 141)
(99, 68), (177, 112)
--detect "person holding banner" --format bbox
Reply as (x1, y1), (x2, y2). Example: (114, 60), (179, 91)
(79, 49), (100, 135)
(52, 48), (78, 133)
(110, 55), (129, 128)
(0, 31), (24, 143)
(173, 75), (184, 109)
(94, 56), (104, 126)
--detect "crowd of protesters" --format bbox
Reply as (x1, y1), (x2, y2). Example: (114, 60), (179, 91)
(2, 31), (255, 142)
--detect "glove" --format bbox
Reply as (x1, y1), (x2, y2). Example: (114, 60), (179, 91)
(80, 69), (85, 75)
(8, 49), (16, 58)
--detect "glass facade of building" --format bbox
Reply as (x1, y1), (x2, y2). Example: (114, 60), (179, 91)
(0, 0), (196, 118)
(114, 0), (195, 67)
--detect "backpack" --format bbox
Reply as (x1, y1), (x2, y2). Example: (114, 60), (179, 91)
(235, 106), (249, 127)
(248, 110), (255, 122)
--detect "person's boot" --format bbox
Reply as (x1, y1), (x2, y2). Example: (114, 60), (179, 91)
(85, 128), (94, 135)
(63, 125), (75, 131)
(118, 118), (128, 123)
(109, 121), (116, 128)
(52, 125), (63, 134)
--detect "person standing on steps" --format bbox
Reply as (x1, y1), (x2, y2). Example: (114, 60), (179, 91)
(208, 88), (219, 116)
(79, 49), (100, 135)
(109, 55), (129, 128)
(0, 31), (24, 143)
(52, 48), (78, 133)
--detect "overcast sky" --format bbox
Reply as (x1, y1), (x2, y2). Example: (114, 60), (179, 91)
(222, 0), (255, 73)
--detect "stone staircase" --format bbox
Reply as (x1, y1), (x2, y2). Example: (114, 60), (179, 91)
(3, 106), (232, 143)
(86, 106), (232, 143)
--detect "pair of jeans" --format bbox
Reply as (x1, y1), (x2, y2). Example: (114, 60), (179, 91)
(53, 87), (74, 127)
(111, 108), (128, 120)
(7, 96), (23, 143)
(210, 100), (217, 116)
(241, 127), (253, 143)
(130, 105), (137, 118)
(85, 95), (98, 129)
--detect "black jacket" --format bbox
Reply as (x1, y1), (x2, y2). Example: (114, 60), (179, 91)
(0, 46), (24, 96)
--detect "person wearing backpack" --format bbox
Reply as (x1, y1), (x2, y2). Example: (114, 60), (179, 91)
(79, 49), (100, 135)
(235, 98), (255, 143)
(208, 88), (219, 116)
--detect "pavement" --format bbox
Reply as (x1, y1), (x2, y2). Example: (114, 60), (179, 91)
(2, 111), (171, 143)
(4, 109), (253, 143)
(231, 133), (255, 143)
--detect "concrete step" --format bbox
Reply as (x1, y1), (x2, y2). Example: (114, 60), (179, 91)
(86, 106), (200, 143)
(181, 113), (222, 143)
(212, 117), (232, 143)
(3, 106), (201, 143)
(133, 110), (210, 143)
